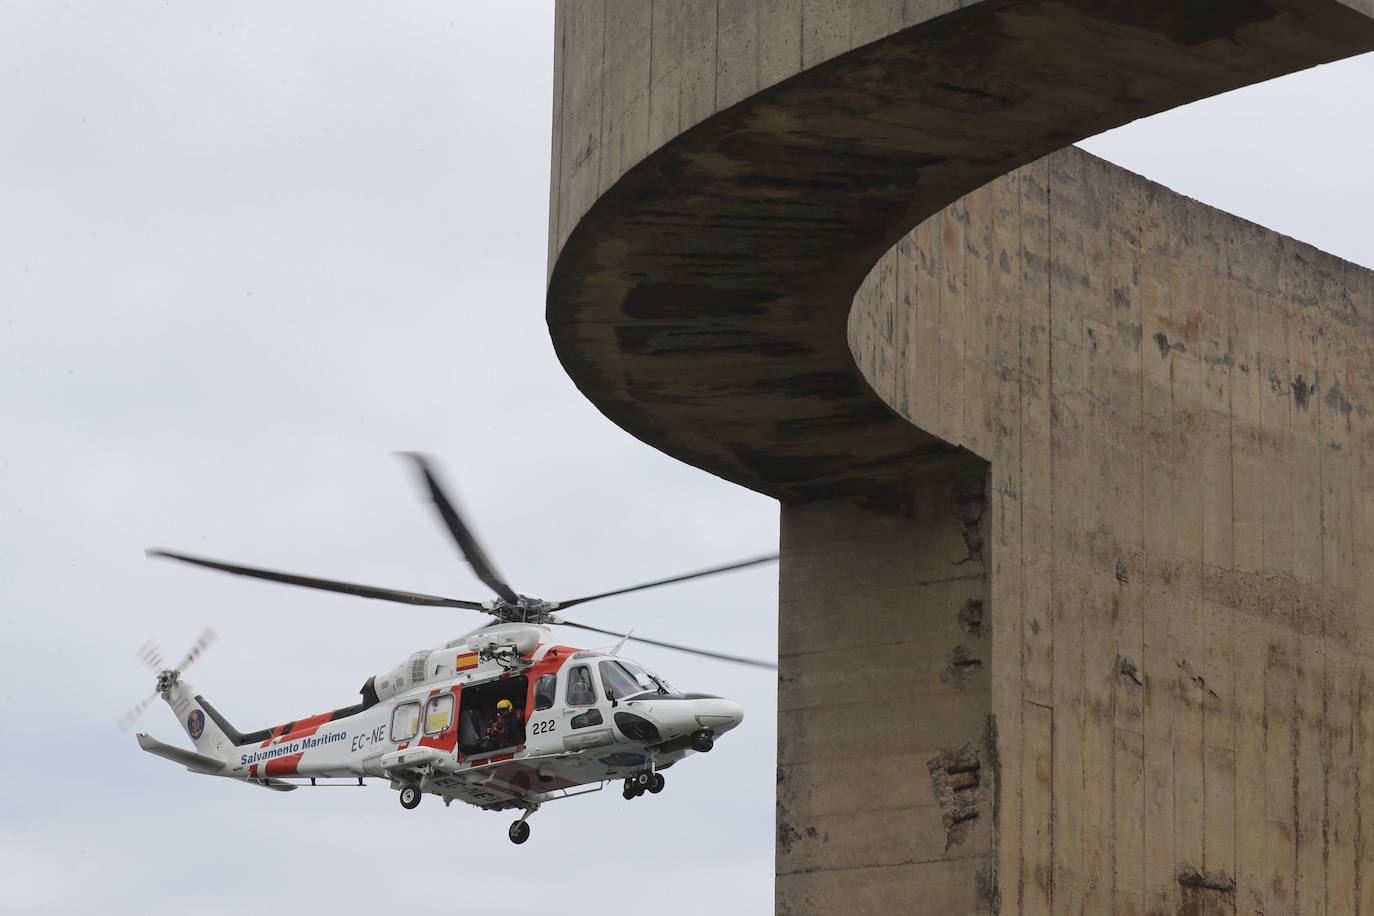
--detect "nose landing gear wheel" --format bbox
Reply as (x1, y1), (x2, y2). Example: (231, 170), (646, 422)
(399, 786), (421, 810)
(509, 820), (531, 844)
(690, 729), (714, 752)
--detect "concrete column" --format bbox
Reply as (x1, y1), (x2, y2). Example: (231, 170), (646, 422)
(777, 458), (994, 914)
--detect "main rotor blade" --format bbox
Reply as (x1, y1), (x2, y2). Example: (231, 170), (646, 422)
(402, 452), (519, 604)
(558, 619), (777, 670)
(553, 554), (778, 611)
(147, 549), (488, 610)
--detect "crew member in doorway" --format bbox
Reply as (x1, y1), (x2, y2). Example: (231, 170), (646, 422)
(486, 699), (518, 748)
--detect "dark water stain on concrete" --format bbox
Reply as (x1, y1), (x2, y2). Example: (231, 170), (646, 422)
(620, 282), (779, 320)
(751, 371), (865, 402)
(1116, 655), (1144, 695)
(615, 324), (813, 358)
(1292, 373), (1313, 410)
(1154, 330), (1186, 358)
(1066, 0), (1276, 47)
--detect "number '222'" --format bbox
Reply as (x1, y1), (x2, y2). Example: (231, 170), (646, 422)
(530, 720), (556, 736)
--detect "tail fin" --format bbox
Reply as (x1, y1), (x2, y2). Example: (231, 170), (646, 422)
(160, 672), (237, 760)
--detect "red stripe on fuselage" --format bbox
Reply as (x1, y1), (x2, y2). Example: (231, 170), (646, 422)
(280, 711), (333, 742)
(264, 753), (303, 777)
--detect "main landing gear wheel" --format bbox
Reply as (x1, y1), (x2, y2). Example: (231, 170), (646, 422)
(399, 786), (421, 810)
(624, 771), (664, 799)
(509, 820), (531, 844)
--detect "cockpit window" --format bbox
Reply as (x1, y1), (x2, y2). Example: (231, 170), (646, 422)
(534, 674), (556, 711)
(600, 660), (667, 700)
(566, 665), (596, 706)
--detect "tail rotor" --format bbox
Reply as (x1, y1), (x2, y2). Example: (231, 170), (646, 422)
(135, 640), (167, 672)
(118, 627), (217, 732)
(170, 628), (216, 672)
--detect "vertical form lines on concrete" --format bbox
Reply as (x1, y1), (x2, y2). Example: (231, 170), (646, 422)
(646, 0), (652, 170)
(1228, 221), (1265, 913)
(1016, 155), (1054, 916)
(775, 467), (993, 913)
(548, 4), (564, 277)
(1047, 151), (1092, 915)
(830, 149), (1374, 910)
(1357, 668), (1372, 912)
(1287, 236), (1322, 915)
(1104, 162), (1146, 915)
(986, 166), (1026, 916)
(1136, 177), (1174, 915)
(548, 4), (1374, 911)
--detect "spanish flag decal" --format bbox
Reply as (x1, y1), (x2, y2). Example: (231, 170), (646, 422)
(454, 651), (479, 671)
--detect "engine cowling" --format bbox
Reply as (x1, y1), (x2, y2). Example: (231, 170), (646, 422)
(466, 623), (542, 657)
(366, 649), (432, 702)
(359, 624), (548, 703)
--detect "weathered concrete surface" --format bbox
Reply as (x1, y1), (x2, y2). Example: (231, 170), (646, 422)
(545, 2), (1374, 914)
(778, 463), (994, 912)
(547, 0), (1374, 501)
(849, 146), (1374, 912)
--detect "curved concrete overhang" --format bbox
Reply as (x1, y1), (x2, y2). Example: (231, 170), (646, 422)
(546, 0), (1374, 502)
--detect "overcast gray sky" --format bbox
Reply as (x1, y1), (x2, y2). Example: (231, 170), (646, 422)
(1, 3), (1369, 914)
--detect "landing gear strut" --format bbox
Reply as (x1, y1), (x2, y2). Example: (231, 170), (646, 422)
(399, 785), (421, 810)
(508, 808), (535, 844)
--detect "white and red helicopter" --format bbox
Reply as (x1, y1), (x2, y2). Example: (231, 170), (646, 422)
(123, 454), (775, 844)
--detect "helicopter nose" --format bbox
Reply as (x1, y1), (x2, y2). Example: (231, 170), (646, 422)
(692, 696), (744, 734)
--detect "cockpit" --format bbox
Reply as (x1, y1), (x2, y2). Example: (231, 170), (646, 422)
(598, 658), (677, 701)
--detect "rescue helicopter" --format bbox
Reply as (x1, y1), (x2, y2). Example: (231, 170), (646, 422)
(123, 453), (775, 844)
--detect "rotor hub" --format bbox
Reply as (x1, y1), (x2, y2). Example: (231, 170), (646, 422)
(156, 669), (179, 698)
(483, 596), (558, 624)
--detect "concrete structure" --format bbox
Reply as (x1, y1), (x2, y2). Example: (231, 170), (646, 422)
(546, 2), (1374, 912)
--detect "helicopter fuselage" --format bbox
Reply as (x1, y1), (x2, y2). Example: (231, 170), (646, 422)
(152, 624), (743, 824)
(134, 456), (767, 843)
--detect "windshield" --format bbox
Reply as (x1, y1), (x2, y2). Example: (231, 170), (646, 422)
(600, 659), (673, 700)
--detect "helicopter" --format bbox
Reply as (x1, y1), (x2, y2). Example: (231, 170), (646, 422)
(123, 453), (775, 844)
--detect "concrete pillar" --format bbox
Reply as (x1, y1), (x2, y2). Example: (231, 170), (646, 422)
(777, 458), (994, 913)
